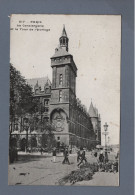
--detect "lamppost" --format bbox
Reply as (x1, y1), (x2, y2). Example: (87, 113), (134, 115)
(108, 136), (110, 150)
(102, 122), (109, 162)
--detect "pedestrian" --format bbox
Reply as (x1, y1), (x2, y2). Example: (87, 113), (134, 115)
(52, 147), (56, 163)
(62, 147), (70, 165)
(112, 160), (118, 173)
(40, 147), (43, 155)
(99, 152), (104, 163)
(94, 151), (97, 157)
(77, 148), (87, 167)
(98, 152), (104, 171)
(77, 149), (81, 162)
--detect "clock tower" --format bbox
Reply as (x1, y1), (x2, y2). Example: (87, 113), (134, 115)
(50, 25), (77, 145)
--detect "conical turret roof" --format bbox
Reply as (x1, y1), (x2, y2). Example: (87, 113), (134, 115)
(61, 25), (67, 37)
(88, 101), (97, 118)
(44, 78), (51, 87)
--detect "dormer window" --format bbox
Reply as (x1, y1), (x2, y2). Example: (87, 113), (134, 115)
(35, 89), (38, 94)
(45, 87), (50, 94)
(59, 74), (63, 85)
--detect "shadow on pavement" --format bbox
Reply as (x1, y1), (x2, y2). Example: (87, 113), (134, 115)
(9, 158), (40, 165)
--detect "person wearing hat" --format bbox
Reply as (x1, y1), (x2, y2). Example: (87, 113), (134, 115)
(77, 148), (87, 167)
(62, 147), (70, 165)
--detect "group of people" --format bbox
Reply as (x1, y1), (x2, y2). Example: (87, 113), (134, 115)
(49, 146), (119, 174)
(93, 149), (119, 173)
(52, 147), (71, 164)
(51, 146), (87, 167)
(93, 149), (107, 163)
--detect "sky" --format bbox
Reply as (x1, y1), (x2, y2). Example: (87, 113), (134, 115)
(10, 15), (121, 145)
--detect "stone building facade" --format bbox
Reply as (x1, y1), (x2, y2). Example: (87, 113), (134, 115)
(11, 26), (101, 150)
(32, 26), (101, 148)
(49, 26), (92, 148)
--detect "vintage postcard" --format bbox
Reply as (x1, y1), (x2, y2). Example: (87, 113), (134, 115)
(9, 14), (121, 186)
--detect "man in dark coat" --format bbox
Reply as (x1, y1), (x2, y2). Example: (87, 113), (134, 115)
(77, 148), (87, 167)
(62, 147), (70, 165)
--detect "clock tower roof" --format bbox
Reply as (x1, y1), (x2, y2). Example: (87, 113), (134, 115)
(51, 47), (71, 58)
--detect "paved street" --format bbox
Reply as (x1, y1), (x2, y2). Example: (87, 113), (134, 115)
(8, 152), (119, 186)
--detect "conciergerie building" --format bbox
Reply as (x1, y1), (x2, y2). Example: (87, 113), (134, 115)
(27, 25), (101, 149)
(11, 26), (101, 150)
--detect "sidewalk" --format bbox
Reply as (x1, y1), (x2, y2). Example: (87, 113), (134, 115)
(76, 172), (119, 186)
(18, 151), (64, 157)
(9, 153), (119, 186)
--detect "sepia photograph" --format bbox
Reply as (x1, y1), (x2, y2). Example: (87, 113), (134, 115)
(9, 14), (121, 186)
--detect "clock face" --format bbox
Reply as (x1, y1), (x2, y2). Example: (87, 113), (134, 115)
(51, 110), (67, 132)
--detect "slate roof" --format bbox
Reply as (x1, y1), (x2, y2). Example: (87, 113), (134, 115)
(27, 77), (51, 92)
(51, 47), (71, 58)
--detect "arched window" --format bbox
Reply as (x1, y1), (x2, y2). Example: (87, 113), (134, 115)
(59, 74), (63, 85)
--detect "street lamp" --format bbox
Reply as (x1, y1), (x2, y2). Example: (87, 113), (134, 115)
(108, 136), (110, 145)
(102, 122), (109, 162)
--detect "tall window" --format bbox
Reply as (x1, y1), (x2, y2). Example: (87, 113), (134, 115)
(44, 99), (49, 105)
(44, 107), (49, 112)
(59, 74), (63, 85)
(59, 90), (62, 102)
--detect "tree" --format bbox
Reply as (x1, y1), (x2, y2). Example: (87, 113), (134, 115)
(10, 64), (39, 129)
(41, 122), (56, 150)
(10, 64), (56, 151)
